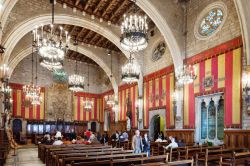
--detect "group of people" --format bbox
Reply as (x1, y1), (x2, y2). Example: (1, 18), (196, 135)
(41, 129), (184, 157)
(41, 129), (99, 145)
(110, 130), (129, 142)
(132, 130), (183, 157)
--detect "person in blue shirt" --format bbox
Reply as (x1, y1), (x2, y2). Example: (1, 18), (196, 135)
(142, 133), (150, 157)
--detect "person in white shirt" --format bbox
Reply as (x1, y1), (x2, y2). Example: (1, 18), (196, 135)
(163, 136), (178, 149)
(53, 137), (63, 145)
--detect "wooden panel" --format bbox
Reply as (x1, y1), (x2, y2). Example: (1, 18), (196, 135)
(165, 130), (194, 144)
(107, 121), (126, 136)
(224, 130), (250, 150)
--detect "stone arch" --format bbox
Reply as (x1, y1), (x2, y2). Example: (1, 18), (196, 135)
(2, 14), (144, 95)
(8, 44), (119, 95)
(148, 109), (166, 140)
(137, 0), (183, 67)
(234, 0), (250, 65)
(0, 0), (18, 42)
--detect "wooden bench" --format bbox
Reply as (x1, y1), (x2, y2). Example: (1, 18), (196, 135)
(196, 147), (248, 166)
(151, 142), (169, 156)
(44, 145), (111, 164)
(64, 153), (146, 166)
(52, 150), (133, 166)
(71, 155), (167, 166)
(220, 151), (250, 166)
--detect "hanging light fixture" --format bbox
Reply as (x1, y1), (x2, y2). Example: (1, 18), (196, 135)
(175, 4), (197, 85)
(121, 53), (140, 83)
(84, 64), (93, 111)
(175, 64), (197, 85)
(33, 0), (69, 71)
(106, 51), (115, 106)
(68, 40), (84, 92)
(23, 45), (36, 98)
(120, 0), (148, 52)
(31, 49), (41, 105)
(0, 64), (12, 94)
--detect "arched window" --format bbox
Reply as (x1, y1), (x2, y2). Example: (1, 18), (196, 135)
(199, 8), (223, 36)
(194, 2), (227, 40)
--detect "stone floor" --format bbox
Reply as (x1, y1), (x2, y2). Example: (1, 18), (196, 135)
(5, 145), (45, 166)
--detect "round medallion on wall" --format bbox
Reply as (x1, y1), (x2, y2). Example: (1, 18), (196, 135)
(152, 41), (166, 62)
(194, 1), (227, 40)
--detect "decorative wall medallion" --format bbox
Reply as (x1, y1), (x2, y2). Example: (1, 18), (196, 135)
(194, 1), (227, 40)
(152, 42), (166, 62)
(203, 76), (214, 89)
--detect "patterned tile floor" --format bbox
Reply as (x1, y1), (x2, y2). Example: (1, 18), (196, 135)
(5, 146), (45, 166)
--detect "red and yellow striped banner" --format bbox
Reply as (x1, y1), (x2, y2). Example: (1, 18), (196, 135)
(11, 84), (45, 120)
(143, 72), (175, 128)
(118, 84), (138, 128)
(183, 47), (242, 128)
(73, 94), (103, 122)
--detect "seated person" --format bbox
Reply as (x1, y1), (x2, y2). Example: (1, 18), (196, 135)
(44, 132), (51, 141)
(177, 139), (186, 147)
(76, 136), (83, 144)
(85, 129), (91, 141)
(163, 136), (178, 149)
(69, 129), (76, 141)
(63, 137), (72, 145)
(111, 132), (117, 141)
(53, 137), (63, 145)
(55, 130), (62, 139)
(120, 130), (129, 142)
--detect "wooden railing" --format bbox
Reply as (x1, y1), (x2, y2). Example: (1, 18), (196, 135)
(165, 130), (194, 144)
(224, 130), (250, 150)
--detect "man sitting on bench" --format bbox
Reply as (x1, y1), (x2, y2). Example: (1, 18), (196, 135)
(163, 136), (178, 149)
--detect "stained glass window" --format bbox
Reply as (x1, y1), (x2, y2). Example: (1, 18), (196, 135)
(199, 95), (224, 142)
(208, 98), (216, 139)
(217, 96), (224, 140)
(201, 100), (207, 139)
(199, 8), (223, 36)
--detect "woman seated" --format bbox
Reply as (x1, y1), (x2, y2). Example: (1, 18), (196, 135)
(76, 136), (83, 144)
(53, 137), (63, 146)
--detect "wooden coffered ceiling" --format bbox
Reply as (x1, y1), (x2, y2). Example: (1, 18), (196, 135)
(66, 49), (98, 66)
(56, 0), (155, 26)
(43, 24), (120, 51)
(57, 0), (132, 24)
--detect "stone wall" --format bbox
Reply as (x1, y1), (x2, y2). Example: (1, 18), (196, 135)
(141, 28), (173, 76)
(186, 0), (241, 57)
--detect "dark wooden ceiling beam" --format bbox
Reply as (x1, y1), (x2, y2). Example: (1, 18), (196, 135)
(75, 0), (81, 6)
(77, 27), (85, 40)
(84, 0), (91, 10)
(96, 36), (104, 46)
(89, 33), (99, 44)
(101, 0), (116, 17)
(93, 0), (103, 14)
(109, 0), (127, 21)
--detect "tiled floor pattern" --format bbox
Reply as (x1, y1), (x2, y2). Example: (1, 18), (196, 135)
(5, 146), (45, 166)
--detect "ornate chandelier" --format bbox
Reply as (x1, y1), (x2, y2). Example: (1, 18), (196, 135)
(68, 42), (84, 92)
(176, 65), (197, 85)
(33, 0), (69, 71)
(23, 45), (41, 105)
(84, 64), (93, 111)
(175, 6), (197, 85)
(120, 0), (148, 52)
(121, 53), (140, 83)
